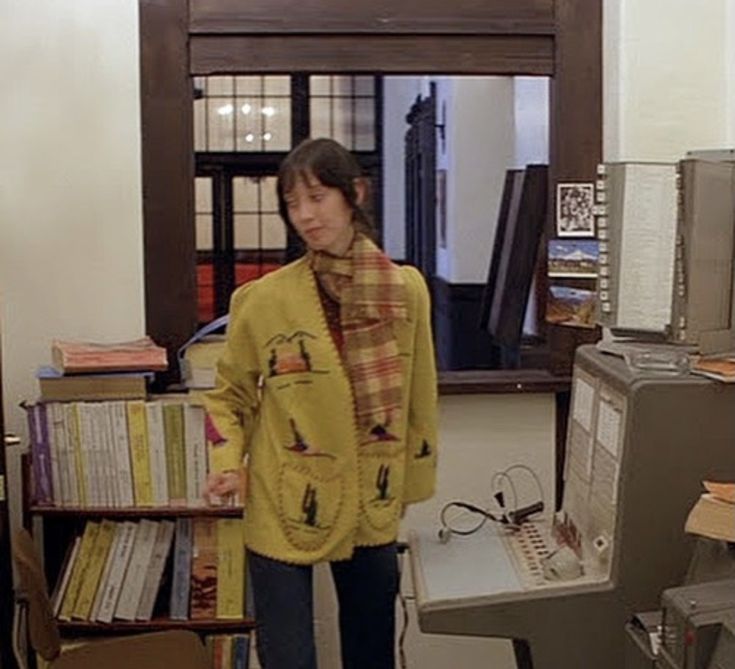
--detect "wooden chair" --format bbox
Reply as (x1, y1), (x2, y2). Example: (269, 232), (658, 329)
(11, 528), (210, 669)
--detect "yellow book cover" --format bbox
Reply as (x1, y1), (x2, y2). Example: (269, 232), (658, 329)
(127, 401), (153, 506)
(216, 518), (245, 619)
(58, 521), (100, 621)
(162, 402), (186, 505)
(64, 403), (87, 506)
(71, 519), (116, 620)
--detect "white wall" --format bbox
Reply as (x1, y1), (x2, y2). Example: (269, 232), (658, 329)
(604, 0), (733, 161)
(382, 76), (424, 259)
(0, 0), (145, 437)
(440, 77), (515, 284)
(514, 77), (550, 167)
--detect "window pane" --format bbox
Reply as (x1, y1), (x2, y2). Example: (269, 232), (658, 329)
(233, 177), (259, 214)
(332, 97), (353, 148)
(310, 75), (330, 95)
(310, 98), (331, 139)
(195, 177), (212, 213)
(197, 262), (215, 324)
(262, 214), (287, 249)
(193, 98), (207, 151)
(354, 98), (375, 151)
(208, 76), (234, 96)
(235, 97), (262, 151)
(207, 98), (235, 150)
(264, 75), (290, 95)
(354, 76), (375, 97)
(236, 76), (263, 96)
(196, 214), (213, 251)
(234, 213), (260, 249)
(261, 177), (279, 213)
(262, 96), (291, 151)
(332, 76), (352, 97)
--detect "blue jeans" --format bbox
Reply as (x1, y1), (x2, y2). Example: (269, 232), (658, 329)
(248, 544), (398, 669)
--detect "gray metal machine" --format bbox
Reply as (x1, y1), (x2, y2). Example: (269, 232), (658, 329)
(409, 345), (735, 668)
(659, 579), (735, 669)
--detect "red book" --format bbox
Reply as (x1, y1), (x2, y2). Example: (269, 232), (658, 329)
(51, 337), (168, 374)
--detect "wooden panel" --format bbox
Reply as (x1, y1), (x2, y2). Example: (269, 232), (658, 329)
(439, 369), (571, 395)
(550, 0), (602, 185)
(546, 0), (603, 374)
(140, 0), (197, 380)
(190, 35), (554, 76)
(190, 0), (554, 35)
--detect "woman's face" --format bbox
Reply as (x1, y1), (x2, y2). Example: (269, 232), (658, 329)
(284, 173), (357, 256)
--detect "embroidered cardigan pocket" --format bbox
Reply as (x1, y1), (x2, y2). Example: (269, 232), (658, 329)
(278, 462), (344, 552)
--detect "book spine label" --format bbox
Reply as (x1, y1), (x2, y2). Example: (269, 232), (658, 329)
(190, 518), (218, 620)
(114, 519), (160, 620)
(90, 522), (123, 621)
(27, 404), (53, 504)
(127, 401), (153, 506)
(169, 517), (193, 620)
(78, 403), (100, 506)
(63, 403), (87, 506)
(49, 403), (73, 506)
(163, 403), (187, 505)
(185, 404), (207, 506)
(59, 521), (100, 620)
(216, 518), (245, 619)
(110, 401), (135, 507)
(72, 519), (116, 620)
(96, 521), (138, 623)
(135, 519), (175, 620)
(145, 402), (169, 506)
(48, 402), (79, 506)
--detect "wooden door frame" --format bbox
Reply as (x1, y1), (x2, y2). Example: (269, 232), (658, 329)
(139, 0), (602, 375)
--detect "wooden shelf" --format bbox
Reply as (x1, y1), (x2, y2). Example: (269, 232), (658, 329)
(30, 505), (244, 518)
(57, 618), (255, 635)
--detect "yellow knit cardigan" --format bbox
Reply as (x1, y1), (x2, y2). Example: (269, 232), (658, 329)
(204, 257), (438, 564)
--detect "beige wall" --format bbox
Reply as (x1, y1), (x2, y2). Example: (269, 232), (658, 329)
(604, 0), (734, 162)
(0, 0), (145, 438)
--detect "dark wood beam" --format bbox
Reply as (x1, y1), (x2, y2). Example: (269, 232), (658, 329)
(139, 0), (197, 381)
(191, 35), (554, 76)
(189, 0), (555, 35)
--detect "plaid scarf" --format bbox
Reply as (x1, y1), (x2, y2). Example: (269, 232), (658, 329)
(308, 234), (407, 437)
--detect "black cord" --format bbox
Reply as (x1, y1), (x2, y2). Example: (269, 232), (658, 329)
(438, 464), (546, 541)
(396, 541), (409, 669)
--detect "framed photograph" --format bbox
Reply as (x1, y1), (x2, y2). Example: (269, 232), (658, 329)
(548, 239), (599, 278)
(556, 182), (595, 237)
(546, 283), (597, 329)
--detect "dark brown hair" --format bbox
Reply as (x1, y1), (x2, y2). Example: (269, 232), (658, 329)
(276, 137), (375, 239)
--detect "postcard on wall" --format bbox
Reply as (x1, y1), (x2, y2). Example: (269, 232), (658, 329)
(548, 239), (599, 278)
(556, 182), (595, 237)
(546, 284), (597, 328)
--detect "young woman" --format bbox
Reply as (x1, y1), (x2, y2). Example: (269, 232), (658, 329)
(204, 138), (438, 669)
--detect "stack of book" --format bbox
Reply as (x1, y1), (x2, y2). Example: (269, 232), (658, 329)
(52, 517), (246, 623)
(25, 399), (209, 508)
(37, 337), (167, 402)
(37, 337), (168, 402)
(685, 481), (735, 542)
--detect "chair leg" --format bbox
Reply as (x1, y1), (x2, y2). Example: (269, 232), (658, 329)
(12, 601), (30, 669)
